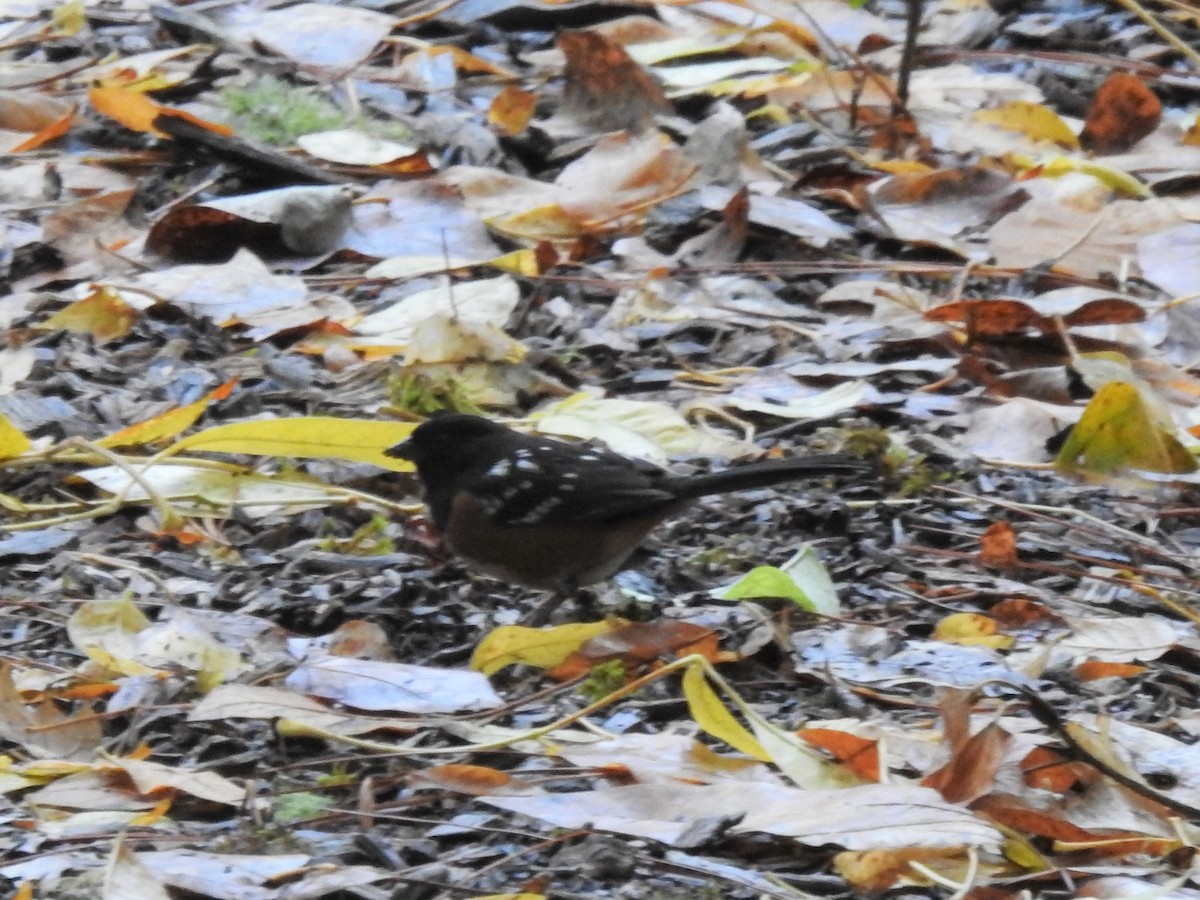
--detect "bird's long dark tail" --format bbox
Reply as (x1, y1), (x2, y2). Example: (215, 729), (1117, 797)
(668, 455), (868, 500)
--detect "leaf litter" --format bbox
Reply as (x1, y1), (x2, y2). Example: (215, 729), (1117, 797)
(4, 0), (1200, 897)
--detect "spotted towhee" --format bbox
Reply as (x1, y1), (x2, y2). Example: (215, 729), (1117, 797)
(386, 413), (866, 618)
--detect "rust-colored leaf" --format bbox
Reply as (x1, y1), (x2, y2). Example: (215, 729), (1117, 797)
(988, 598), (1066, 628)
(922, 722), (1011, 803)
(550, 620), (722, 680)
(1019, 746), (1081, 793)
(974, 795), (1178, 857)
(1079, 73), (1161, 154)
(557, 29), (668, 133)
(925, 299), (1044, 336)
(146, 205), (276, 263)
(979, 521), (1018, 568)
(1062, 298), (1145, 327)
(798, 727), (880, 781)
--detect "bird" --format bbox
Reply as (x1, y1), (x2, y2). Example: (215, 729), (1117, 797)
(386, 413), (866, 622)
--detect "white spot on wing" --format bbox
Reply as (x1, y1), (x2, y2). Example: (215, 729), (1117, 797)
(513, 496), (562, 523)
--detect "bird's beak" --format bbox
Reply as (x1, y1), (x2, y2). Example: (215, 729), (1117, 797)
(384, 439), (414, 461)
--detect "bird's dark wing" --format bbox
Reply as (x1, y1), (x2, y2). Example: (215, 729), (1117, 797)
(461, 438), (679, 526)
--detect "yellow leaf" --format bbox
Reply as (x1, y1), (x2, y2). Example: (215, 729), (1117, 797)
(1055, 381), (1197, 474)
(99, 379), (237, 449)
(1025, 155), (1151, 198)
(0, 414), (32, 460)
(681, 664), (770, 762)
(40, 286), (138, 342)
(1074, 160), (1152, 197)
(66, 599), (158, 677)
(933, 612), (1014, 649)
(52, 0), (85, 34)
(470, 621), (615, 676)
(168, 417), (416, 469)
(1184, 115), (1200, 147)
(489, 204), (583, 241)
(18, 759), (92, 778)
(975, 101), (1079, 149)
(487, 85), (537, 137)
(488, 248), (542, 276)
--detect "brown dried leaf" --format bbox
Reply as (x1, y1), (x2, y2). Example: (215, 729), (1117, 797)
(558, 30), (668, 133)
(1079, 73), (1161, 154)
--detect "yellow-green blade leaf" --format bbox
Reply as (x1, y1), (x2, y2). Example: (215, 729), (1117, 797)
(681, 664), (770, 762)
(168, 417), (416, 469)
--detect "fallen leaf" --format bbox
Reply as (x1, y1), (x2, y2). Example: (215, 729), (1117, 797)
(1055, 381), (1196, 474)
(557, 29), (668, 133)
(1079, 73), (1161, 154)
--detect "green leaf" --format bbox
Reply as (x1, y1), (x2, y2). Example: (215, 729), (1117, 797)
(1055, 381), (1196, 474)
(711, 545), (840, 615)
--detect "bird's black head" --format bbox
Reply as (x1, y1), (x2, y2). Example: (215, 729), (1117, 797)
(385, 413), (507, 470)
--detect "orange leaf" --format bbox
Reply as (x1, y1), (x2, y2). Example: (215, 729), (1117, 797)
(414, 764), (514, 795)
(154, 107), (235, 138)
(594, 763), (637, 785)
(59, 683), (120, 701)
(1019, 746), (1081, 793)
(835, 848), (965, 894)
(10, 107), (76, 152)
(1075, 660), (1147, 681)
(979, 521), (1018, 568)
(1079, 73), (1161, 154)
(89, 86), (165, 135)
(798, 727), (879, 781)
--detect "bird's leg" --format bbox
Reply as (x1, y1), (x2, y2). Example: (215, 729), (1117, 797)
(523, 584), (604, 626)
(524, 590), (569, 627)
